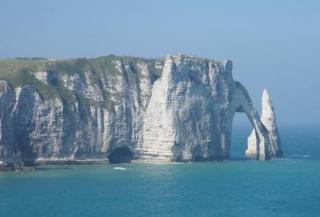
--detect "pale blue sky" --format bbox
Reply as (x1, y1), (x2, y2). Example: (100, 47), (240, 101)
(0, 0), (319, 125)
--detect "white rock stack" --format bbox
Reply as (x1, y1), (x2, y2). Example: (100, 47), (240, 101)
(246, 89), (282, 159)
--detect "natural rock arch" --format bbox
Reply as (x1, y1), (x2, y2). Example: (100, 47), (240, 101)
(138, 56), (282, 161)
(219, 82), (272, 160)
(224, 85), (282, 161)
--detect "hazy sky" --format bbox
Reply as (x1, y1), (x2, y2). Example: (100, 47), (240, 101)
(0, 0), (319, 125)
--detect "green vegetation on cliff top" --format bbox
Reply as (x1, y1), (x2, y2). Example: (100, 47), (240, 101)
(0, 56), (162, 108)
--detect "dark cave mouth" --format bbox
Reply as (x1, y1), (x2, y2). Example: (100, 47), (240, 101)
(107, 146), (134, 164)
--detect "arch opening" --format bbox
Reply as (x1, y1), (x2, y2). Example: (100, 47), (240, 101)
(107, 146), (133, 164)
(230, 112), (252, 160)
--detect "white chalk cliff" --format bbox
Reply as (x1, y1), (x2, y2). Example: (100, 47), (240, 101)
(0, 54), (282, 166)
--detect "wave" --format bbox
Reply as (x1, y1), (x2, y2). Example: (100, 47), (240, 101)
(287, 154), (311, 158)
(113, 167), (126, 171)
(273, 158), (292, 161)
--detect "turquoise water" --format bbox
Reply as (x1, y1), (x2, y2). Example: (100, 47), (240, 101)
(1, 126), (320, 217)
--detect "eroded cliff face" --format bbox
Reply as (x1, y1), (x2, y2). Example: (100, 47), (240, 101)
(0, 55), (281, 166)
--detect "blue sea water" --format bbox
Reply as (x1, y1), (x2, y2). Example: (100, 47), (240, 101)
(0, 126), (320, 217)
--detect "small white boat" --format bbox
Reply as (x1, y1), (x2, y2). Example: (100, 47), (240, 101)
(113, 167), (126, 171)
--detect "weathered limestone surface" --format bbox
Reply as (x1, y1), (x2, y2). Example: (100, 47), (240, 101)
(0, 55), (282, 166)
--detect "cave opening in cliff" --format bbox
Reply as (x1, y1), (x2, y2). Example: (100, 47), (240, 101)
(231, 113), (252, 160)
(107, 146), (134, 164)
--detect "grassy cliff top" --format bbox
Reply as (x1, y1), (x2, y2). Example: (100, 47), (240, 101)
(0, 55), (159, 74)
(0, 55), (162, 107)
(0, 55), (162, 84)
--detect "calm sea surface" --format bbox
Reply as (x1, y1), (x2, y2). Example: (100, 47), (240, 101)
(1, 126), (320, 217)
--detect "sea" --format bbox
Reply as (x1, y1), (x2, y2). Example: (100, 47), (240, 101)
(0, 125), (320, 217)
